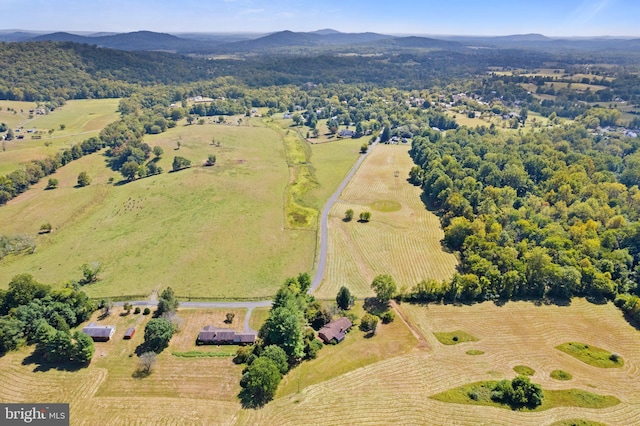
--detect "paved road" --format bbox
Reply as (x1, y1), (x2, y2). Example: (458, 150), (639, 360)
(309, 134), (379, 293)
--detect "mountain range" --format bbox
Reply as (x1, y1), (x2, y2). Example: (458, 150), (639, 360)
(1, 29), (638, 55)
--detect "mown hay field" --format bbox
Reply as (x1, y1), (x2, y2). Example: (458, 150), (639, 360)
(0, 308), (244, 425)
(239, 299), (640, 425)
(315, 143), (458, 299)
(0, 122), (314, 299)
(0, 99), (121, 175)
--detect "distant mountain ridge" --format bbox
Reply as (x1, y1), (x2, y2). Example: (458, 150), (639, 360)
(1, 29), (639, 55)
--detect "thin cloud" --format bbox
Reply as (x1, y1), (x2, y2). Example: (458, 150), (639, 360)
(569, 0), (616, 24)
(241, 8), (265, 14)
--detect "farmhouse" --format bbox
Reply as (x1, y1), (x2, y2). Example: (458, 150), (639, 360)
(196, 325), (256, 345)
(318, 317), (352, 344)
(339, 129), (356, 138)
(82, 322), (116, 342)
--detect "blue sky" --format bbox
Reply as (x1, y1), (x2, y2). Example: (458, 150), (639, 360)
(2, 0), (638, 37)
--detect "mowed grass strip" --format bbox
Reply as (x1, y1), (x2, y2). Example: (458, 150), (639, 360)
(556, 342), (624, 368)
(466, 349), (485, 355)
(430, 381), (620, 411)
(0, 123), (314, 299)
(433, 330), (478, 345)
(316, 144), (458, 299)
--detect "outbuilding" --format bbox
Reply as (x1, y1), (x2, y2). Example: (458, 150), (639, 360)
(124, 327), (136, 339)
(82, 322), (116, 342)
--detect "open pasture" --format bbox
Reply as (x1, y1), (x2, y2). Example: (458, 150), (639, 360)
(0, 123), (315, 299)
(0, 99), (120, 175)
(315, 143), (458, 299)
(240, 299), (640, 425)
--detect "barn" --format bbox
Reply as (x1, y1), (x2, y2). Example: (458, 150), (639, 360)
(82, 323), (116, 342)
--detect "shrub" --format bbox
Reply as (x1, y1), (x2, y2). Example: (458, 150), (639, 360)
(143, 307), (151, 315)
(380, 310), (395, 324)
(134, 307), (141, 314)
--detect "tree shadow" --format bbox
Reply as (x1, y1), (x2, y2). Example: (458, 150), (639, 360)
(22, 351), (86, 373)
(238, 388), (269, 409)
(363, 297), (389, 316)
(131, 368), (151, 379)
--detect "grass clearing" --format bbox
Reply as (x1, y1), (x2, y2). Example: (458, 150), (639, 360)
(433, 330), (478, 345)
(430, 381), (620, 411)
(172, 350), (235, 358)
(0, 123), (314, 299)
(315, 144), (458, 299)
(514, 365), (535, 376)
(556, 342), (624, 368)
(551, 369), (573, 381)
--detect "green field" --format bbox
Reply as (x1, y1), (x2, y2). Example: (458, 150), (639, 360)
(0, 99), (121, 175)
(0, 113), (365, 300)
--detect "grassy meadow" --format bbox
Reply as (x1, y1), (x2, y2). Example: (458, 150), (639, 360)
(0, 99), (120, 175)
(0, 111), (368, 300)
(315, 143), (458, 299)
(0, 121), (314, 299)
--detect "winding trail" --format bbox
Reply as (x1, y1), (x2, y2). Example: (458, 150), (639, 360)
(115, 131), (381, 330)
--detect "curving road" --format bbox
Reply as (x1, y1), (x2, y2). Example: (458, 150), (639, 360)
(115, 131), (381, 329)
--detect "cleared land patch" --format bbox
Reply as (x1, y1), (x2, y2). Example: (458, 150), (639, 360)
(315, 144), (458, 299)
(556, 342), (624, 368)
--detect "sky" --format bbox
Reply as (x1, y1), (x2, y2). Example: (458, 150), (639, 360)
(1, 0), (638, 37)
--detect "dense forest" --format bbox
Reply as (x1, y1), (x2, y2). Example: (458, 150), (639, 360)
(408, 123), (640, 303)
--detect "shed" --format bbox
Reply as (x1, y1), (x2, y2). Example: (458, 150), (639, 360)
(82, 322), (116, 342)
(318, 317), (352, 344)
(124, 327), (135, 339)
